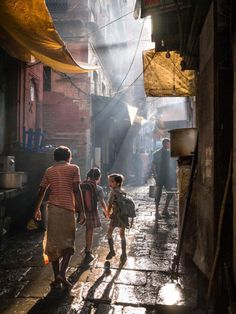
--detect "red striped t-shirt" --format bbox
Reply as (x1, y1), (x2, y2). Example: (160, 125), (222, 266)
(40, 162), (80, 211)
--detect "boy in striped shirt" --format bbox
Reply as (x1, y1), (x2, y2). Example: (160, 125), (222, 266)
(34, 146), (85, 289)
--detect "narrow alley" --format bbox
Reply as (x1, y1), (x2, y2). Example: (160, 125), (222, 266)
(0, 1), (236, 313)
(0, 186), (198, 314)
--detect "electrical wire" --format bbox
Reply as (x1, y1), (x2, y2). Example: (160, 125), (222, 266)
(86, 10), (134, 37)
(116, 18), (145, 94)
(167, 52), (193, 81)
(45, 4), (154, 117)
(50, 3), (134, 39)
(53, 50), (155, 123)
(122, 50), (155, 95)
(109, 52), (155, 101)
(58, 72), (90, 97)
(61, 31), (151, 43)
(92, 50), (156, 123)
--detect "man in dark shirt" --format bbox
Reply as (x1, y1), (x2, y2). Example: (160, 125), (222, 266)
(151, 138), (176, 218)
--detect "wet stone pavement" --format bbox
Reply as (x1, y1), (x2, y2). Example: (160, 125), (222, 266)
(0, 186), (200, 314)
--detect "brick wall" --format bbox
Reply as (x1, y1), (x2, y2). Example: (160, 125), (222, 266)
(43, 90), (91, 177)
(42, 0), (91, 177)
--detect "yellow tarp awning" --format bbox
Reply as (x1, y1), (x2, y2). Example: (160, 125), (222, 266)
(143, 49), (196, 97)
(0, 0), (98, 73)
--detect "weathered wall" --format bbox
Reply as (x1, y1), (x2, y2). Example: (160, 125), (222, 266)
(43, 92), (90, 177)
(193, 4), (215, 277)
(0, 49), (7, 154)
(178, 162), (197, 256)
(233, 20), (236, 285)
(43, 62), (90, 177)
(43, 1), (91, 178)
(4, 57), (19, 153)
(3, 59), (44, 153)
(192, 2), (234, 293)
(23, 63), (44, 134)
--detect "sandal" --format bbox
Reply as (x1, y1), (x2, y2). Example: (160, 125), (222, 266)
(78, 218), (86, 225)
(77, 215), (86, 225)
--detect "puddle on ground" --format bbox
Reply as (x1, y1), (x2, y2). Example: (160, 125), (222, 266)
(158, 282), (183, 305)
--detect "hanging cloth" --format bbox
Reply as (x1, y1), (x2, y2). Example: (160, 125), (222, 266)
(142, 49), (196, 97)
(0, 0), (99, 73)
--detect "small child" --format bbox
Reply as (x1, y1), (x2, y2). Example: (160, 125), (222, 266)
(83, 168), (109, 263)
(106, 173), (129, 263)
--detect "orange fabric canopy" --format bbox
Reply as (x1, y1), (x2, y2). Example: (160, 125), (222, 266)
(0, 0), (98, 73)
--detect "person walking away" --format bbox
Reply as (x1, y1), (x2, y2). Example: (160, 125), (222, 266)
(106, 173), (129, 264)
(81, 168), (109, 263)
(34, 146), (85, 289)
(151, 138), (177, 218)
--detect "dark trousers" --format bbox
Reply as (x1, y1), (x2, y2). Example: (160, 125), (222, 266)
(155, 184), (174, 209)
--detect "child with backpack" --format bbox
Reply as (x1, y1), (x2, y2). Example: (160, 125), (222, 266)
(80, 168), (109, 263)
(106, 173), (130, 264)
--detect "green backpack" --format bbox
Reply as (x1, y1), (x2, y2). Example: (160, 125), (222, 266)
(116, 192), (136, 218)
